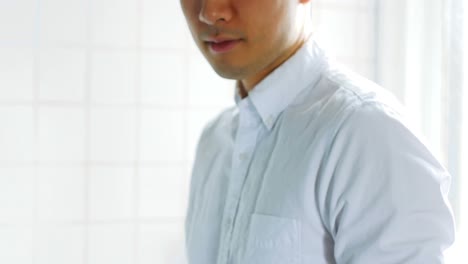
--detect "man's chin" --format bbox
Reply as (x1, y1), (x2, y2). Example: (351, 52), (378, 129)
(210, 64), (246, 80)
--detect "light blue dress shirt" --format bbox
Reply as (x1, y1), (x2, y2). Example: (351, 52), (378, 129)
(185, 38), (455, 264)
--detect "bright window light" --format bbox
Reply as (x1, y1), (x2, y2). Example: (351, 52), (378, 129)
(446, 3), (467, 263)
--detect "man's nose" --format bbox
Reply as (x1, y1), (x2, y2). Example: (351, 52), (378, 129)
(198, 0), (233, 25)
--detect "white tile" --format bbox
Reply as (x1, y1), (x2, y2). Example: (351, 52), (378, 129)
(137, 222), (187, 264)
(355, 60), (375, 81)
(0, 0), (36, 43)
(88, 223), (134, 264)
(89, 167), (134, 220)
(187, 39), (201, 55)
(33, 225), (85, 264)
(186, 109), (223, 163)
(310, 6), (322, 33)
(314, 9), (357, 58)
(39, 48), (86, 101)
(337, 57), (375, 81)
(91, 0), (138, 47)
(310, 0), (320, 10)
(355, 11), (376, 60)
(91, 51), (137, 103)
(139, 167), (187, 218)
(185, 163), (193, 190)
(314, 0), (362, 8)
(38, 107), (85, 161)
(139, 109), (184, 162)
(0, 106), (35, 161)
(141, 0), (189, 49)
(0, 48), (34, 102)
(140, 51), (185, 106)
(35, 167), (85, 221)
(188, 53), (234, 107)
(0, 226), (33, 264)
(0, 168), (34, 224)
(90, 107), (137, 161)
(39, 0), (87, 46)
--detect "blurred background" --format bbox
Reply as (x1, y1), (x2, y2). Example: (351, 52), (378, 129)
(0, 0), (466, 263)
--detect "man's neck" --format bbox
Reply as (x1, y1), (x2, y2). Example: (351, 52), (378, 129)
(239, 33), (312, 98)
(236, 81), (249, 100)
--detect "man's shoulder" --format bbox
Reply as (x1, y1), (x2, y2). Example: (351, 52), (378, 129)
(315, 65), (432, 159)
(325, 66), (416, 138)
(324, 64), (403, 113)
(289, 63), (407, 132)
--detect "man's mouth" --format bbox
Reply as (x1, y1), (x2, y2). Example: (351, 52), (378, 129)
(206, 39), (242, 54)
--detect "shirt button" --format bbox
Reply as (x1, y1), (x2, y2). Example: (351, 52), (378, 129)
(239, 152), (248, 161)
(266, 116), (274, 127)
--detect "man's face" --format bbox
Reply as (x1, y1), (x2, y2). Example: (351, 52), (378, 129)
(180, 0), (304, 82)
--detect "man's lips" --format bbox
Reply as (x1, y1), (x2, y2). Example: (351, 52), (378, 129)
(204, 38), (243, 54)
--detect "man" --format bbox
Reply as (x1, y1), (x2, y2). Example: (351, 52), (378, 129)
(180, 0), (455, 263)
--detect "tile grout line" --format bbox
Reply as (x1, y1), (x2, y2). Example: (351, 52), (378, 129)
(181, 17), (192, 260)
(31, 0), (42, 262)
(0, 217), (186, 228)
(0, 101), (241, 111)
(134, 0), (143, 262)
(0, 160), (189, 168)
(83, 0), (93, 262)
(372, 0), (381, 83)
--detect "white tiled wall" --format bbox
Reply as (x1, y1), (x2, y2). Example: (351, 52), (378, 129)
(0, 0), (377, 263)
(312, 0), (377, 80)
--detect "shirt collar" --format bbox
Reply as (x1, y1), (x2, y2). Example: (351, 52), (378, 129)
(234, 37), (327, 130)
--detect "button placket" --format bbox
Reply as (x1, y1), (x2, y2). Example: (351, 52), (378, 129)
(239, 152), (248, 162)
(221, 100), (260, 264)
(266, 115), (274, 128)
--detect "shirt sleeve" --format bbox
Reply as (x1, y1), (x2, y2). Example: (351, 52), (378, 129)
(184, 122), (211, 251)
(320, 101), (456, 263)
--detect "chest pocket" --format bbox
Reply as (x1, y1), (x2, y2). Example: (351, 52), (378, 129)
(243, 213), (301, 264)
